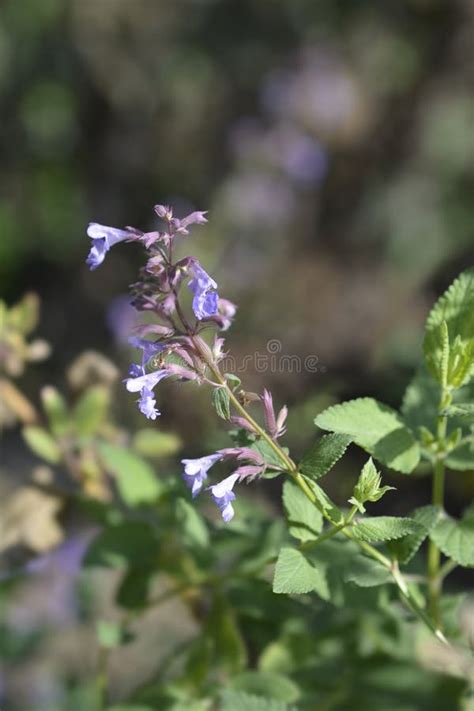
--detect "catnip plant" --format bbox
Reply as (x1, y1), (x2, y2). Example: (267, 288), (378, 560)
(86, 203), (474, 653)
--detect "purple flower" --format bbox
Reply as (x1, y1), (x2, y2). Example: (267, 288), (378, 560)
(125, 369), (169, 393)
(125, 369), (170, 420)
(188, 261), (219, 320)
(172, 211), (208, 235)
(181, 453), (223, 497)
(128, 336), (164, 369)
(261, 389), (288, 440)
(209, 298), (237, 331)
(208, 473), (240, 522)
(86, 223), (133, 270)
(139, 387), (160, 420)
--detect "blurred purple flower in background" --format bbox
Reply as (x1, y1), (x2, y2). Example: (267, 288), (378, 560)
(107, 295), (140, 345)
(230, 119), (328, 185)
(261, 50), (369, 145)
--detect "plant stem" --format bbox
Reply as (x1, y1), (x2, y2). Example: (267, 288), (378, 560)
(196, 340), (448, 643)
(427, 401), (448, 624)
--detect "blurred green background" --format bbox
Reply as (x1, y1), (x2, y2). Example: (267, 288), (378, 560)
(2, 0), (474, 421)
(2, 0), (474, 504)
(1, 0), (474, 706)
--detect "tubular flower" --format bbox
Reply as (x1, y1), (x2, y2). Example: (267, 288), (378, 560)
(208, 473), (241, 522)
(181, 453), (224, 497)
(187, 261), (219, 320)
(128, 336), (164, 370)
(86, 223), (135, 270)
(125, 369), (170, 420)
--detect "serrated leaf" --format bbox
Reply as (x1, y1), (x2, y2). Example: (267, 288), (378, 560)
(315, 398), (420, 474)
(212, 386), (231, 420)
(343, 556), (391, 587)
(303, 477), (342, 522)
(99, 443), (162, 506)
(273, 547), (329, 599)
(221, 691), (291, 711)
(22, 426), (61, 464)
(299, 433), (352, 480)
(352, 516), (420, 543)
(132, 428), (182, 458)
(282, 480), (322, 542)
(423, 270), (474, 386)
(429, 506), (474, 567)
(388, 505), (442, 564)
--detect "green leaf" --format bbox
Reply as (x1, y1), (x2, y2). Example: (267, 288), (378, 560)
(282, 480), (323, 542)
(251, 440), (287, 473)
(107, 706), (154, 711)
(175, 498), (210, 550)
(299, 433), (352, 480)
(423, 269), (474, 387)
(84, 521), (157, 569)
(73, 385), (110, 436)
(401, 367), (439, 433)
(221, 691), (291, 711)
(7, 293), (39, 334)
(349, 457), (395, 513)
(273, 547), (329, 599)
(132, 428), (182, 458)
(22, 425), (61, 464)
(315, 397), (420, 474)
(40, 386), (70, 436)
(303, 477), (342, 522)
(343, 557), (392, 587)
(352, 516), (420, 543)
(225, 373), (242, 391)
(429, 506), (474, 567)
(445, 441), (474, 471)
(230, 671), (300, 703)
(442, 403), (474, 420)
(99, 443), (162, 506)
(389, 505), (442, 564)
(212, 386), (231, 420)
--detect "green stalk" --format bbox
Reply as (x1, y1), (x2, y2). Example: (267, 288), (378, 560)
(195, 340), (449, 643)
(427, 407), (447, 624)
